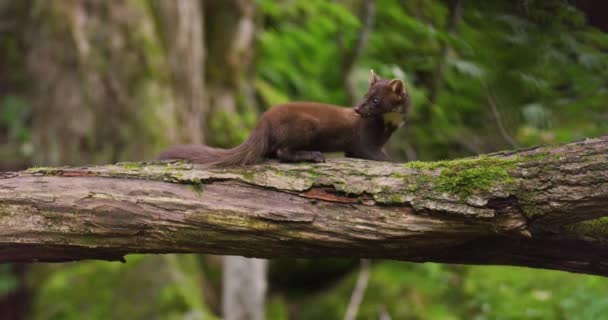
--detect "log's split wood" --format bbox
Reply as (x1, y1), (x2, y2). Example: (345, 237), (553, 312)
(0, 137), (607, 276)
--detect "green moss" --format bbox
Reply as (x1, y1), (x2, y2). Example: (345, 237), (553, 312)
(306, 169), (319, 179)
(0, 205), (11, 219)
(373, 189), (414, 204)
(404, 156), (520, 198)
(116, 162), (143, 170)
(405, 155), (518, 171)
(411, 174), (433, 194)
(271, 170), (286, 177)
(190, 184), (204, 197)
(435, 166), (514, 197)
(520, 204), (542, 218)
(26, 167), (55, 174)
(241, 171), (255, 181)
(564, 216), (608, 238)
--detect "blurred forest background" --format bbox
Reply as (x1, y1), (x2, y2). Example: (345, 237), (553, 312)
(1, 0), (608, 319)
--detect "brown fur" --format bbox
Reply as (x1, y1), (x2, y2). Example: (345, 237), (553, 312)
(158, 73), (411, 166)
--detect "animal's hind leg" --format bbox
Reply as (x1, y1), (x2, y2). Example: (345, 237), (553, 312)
(276, 148), (326, 163)
(272, 114), (325, 163)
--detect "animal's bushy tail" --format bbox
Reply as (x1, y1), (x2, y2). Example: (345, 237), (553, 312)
(157, 123), (269, 167)
(157, 144), (227, 164)
(210, 122), (269, 167)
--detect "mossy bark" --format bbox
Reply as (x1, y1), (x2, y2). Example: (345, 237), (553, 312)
(1, 136), (608, 275)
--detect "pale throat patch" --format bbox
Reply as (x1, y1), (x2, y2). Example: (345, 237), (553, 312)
(383, 112), (404, 128)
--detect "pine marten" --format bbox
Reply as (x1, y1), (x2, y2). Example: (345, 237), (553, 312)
(158, 71), (411, 166)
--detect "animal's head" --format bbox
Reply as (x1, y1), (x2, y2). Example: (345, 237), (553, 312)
(354, 70), (411, 118)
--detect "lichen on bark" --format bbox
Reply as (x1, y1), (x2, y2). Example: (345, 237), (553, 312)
(7, 136), (608, 275)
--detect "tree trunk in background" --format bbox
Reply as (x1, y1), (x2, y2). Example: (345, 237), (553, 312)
(340, 0), (376, 106)
(18, 1), (219, 318)
(223, 257), (267, 320)
(203, 2), (267, 319)
(16, 1), (265, 317)
(203, 0), (259, 146)
(26, 0), (176, 165)
(153, 0), (207, 144)
(427, 0), (462, 108)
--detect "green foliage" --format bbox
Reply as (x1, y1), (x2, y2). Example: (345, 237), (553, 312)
(1, 1), (608, 319)
(267, 295), (290, 320)
(462, 266), (608, 320)
(0, 265), (18, 297)
(297, 262), (460, 320)
(257, 0), (361, 105)
(294, 262), (608, 320)
(255, 0), (608, 170)
(0, 95), (30, 144)
(29, 255), (215, 320)
(254, 2), (608, 319)
(209, 109), (257, 146)
(564, 216), (608, 238)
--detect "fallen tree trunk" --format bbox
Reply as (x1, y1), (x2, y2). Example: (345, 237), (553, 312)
(1, 137), (607, 276)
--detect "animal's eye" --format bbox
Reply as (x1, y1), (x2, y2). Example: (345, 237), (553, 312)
(372, 98), (379, 105)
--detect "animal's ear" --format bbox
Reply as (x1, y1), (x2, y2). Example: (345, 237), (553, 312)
(370, 69), (380, 86)
(389, 79), (404, 94)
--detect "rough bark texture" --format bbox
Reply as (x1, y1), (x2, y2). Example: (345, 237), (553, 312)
(1, 137), (608, 276)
